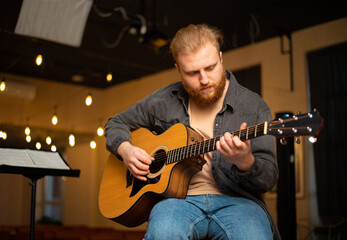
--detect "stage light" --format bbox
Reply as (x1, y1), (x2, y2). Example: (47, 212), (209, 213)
(36, 54), (43, 66)
(308, 136), (317, 143)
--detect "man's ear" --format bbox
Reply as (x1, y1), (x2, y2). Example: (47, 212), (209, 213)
(175, 63), (181, 73)
(219, 51), (223, 64)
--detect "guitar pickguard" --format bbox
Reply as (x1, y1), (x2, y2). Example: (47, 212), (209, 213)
(129, 148), (167, 197)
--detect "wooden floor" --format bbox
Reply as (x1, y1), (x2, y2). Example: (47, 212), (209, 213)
(0, 225), (146, 240)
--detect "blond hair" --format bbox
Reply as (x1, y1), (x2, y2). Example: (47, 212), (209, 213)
(170, 24), (224, 62)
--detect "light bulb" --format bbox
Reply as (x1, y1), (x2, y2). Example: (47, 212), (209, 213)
(0, 79), (5, 92)
(36, 141), (41, 150)
(26, 135), (31, 142)
(0, 131), (6, 140)
(97, 126), (104, 136)
(51, 145), (57, 152)
(90, 140), (96, 149)
(69, 134), (75, 147)
(25, 126), (30, 135)
(106, 73), (113, 82)
(36, 54), (43, 66)
(85, 94), (92, 106)
(52, 114), (58, 125)
(46, 136), (52, 145)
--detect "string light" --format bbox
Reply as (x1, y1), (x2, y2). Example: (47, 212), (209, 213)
(36, 54), (43, 66)
(36, 141), (41, 150)
(85, 93), (92, 106)
(0, 78), (5, 92)
(90, 140), (96, 149)
(46, 136), (52, 145)
(69, 133), (75, 147)
(26, 135), (31, 142)
(51, 145), (57, 152)
(106, 72), (113, 82)
(52, 114), (58, 125)
(25, 126), (31, 135)
(0, 131), (7, 140)
(97, 126), (104, 136)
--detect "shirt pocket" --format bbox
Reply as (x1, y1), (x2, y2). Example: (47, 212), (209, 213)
(153, 117), (179, 134)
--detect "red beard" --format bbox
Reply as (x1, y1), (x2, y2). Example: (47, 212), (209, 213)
(183, 71), (226, 107)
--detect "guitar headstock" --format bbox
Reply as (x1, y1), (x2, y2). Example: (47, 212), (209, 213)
(268, 110), (323, 138)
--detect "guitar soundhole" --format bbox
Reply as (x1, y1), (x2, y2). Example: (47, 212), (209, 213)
(129, 149), (167, 197)
(150, 149), (167, 174)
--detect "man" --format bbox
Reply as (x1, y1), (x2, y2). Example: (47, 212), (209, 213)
(105, 24), (280, 239)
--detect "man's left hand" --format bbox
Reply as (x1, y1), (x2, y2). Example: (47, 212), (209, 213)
(216, 122), (255, 172)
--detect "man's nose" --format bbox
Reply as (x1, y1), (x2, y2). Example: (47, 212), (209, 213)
(199, 71), (209, 85)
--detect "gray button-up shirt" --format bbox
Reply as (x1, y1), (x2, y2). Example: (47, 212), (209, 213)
(105, 70), (280, 239)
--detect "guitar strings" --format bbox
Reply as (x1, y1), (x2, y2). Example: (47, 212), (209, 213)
(150, 124), (265, 166)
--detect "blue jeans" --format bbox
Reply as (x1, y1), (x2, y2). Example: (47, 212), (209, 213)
(143, 194), (272, 240)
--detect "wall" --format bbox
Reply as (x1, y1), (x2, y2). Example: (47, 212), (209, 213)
(1, 17), (346, 237)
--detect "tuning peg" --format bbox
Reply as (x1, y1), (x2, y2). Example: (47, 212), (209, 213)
(295, 136), (301, 144)
(280, 138), (287, 145)
(308, 136), (317, 143)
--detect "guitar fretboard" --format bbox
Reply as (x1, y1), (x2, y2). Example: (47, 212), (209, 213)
(166, 122), (267, 164)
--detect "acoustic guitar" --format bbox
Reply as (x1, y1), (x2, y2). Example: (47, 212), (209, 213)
(99, 110), (323, 227)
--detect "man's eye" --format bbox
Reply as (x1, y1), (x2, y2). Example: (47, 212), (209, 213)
(188, 71), (198, 76)
(206, 65), (215, 71)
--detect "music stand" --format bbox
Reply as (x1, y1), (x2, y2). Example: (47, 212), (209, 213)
(0, 148), (80, 240)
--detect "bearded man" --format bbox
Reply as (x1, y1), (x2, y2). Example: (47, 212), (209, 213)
(105, 24), (281, 240)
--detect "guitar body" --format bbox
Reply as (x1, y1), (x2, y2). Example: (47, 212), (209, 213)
(98, 123), (206, 227)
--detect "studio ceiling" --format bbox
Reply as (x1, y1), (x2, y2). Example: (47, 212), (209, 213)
(0, 0), (346, 89)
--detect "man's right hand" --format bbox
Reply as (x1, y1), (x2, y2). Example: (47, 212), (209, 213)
(117, 141), (153, 181)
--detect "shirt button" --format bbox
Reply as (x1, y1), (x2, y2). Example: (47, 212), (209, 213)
(215, 123), (219, 127)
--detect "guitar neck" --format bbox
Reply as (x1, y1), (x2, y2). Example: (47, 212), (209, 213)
(167, 122), (267, 164)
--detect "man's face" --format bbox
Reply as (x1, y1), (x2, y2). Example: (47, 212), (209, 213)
(175, 43), (226, 106)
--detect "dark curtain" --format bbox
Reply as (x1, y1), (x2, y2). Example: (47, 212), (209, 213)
(307, 42), (347, 223)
